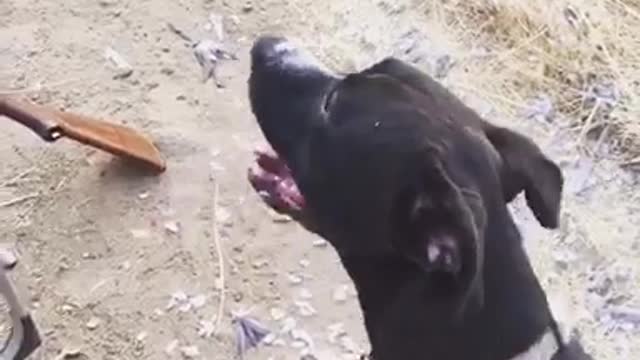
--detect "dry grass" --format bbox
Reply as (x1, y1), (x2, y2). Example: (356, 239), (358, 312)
(425, 0), (640, 158)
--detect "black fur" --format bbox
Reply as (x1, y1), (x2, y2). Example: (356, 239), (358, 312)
(248, 36), (593, 360)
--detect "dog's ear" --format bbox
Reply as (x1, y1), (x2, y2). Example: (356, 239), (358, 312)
(484, 126), (563, 229)
(394, 152), (486, 314)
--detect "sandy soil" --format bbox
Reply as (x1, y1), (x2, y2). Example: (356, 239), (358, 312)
(1, 0), (638, 359)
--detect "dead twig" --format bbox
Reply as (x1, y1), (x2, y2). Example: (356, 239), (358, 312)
(0, 167), (36, 188)
(167, 23), (194, 44)
(620, 156), (640, 168)
(0, 193), (40, 208)
(212, 180), (226, 335)
(577, 99), (601, 152)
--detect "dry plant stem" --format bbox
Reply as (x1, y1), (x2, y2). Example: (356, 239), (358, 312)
(578, 100), (601, 153)
(212, 180), (226, 335)
(620, 156), (640, 167)
(0, 192), (39, 208)
(167, 23), (194, 44)
(0, 167), (36, 188)
(0, 74), (108, 95)
(591, 124), (610, 157)
(614, 0), (640, 20)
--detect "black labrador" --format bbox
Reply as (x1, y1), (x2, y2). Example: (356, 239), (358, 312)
(247, 35), (593, 360)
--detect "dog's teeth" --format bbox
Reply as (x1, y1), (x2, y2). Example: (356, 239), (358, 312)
(427, 244), (441, 262)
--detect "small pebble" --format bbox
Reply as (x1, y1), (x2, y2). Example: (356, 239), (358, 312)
(164, 221), (181, 235)
(130, 229), (151, 240)
(298, 288), (313, 300)
(295, 301), (317, 317)
(121, 260), (131, 270)
(215, 277), (224, 290)
(273, 338), (286, 347)
(291, 340), (308, 349)
(180, 345), (200, 358)
(280, 317), (297, 333)
(161, 67), (175, 76)
(339, 336), (361, 354)
(291, 328), (314, 349)
(56, 347), (85, 359)
(288, 273), (304, 285)
(198, 320), (216, 338)
(262, 332), (278, 345)
(252, 259), (269, 269)
(190, 294), (207, 309)
(165, 339), (179, 355)
(271, 212), (293, 223)
(312, 239), (328, 248)
(327, 322), (346, 344)
(216, 207), (232, 224)
(299, 259), (311, 268)
(167, 290), (189, 310)
(136, 331), (148, 342)
(138, 191), (150, 200)
(86, 316), (101, 330)
(333, 285), (349, 303)
(270, 307), (286, 321)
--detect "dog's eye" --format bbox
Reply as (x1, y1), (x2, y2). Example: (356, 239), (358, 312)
(410, 194), (434, 220)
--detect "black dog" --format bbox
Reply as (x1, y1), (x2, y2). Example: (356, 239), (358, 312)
(247, 36), (593, 360)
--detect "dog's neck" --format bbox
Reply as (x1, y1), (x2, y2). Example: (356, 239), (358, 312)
(339, 209), (560, 360)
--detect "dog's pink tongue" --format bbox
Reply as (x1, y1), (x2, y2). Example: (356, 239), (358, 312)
(248, 148), (306, 211)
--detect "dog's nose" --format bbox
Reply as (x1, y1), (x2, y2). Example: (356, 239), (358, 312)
(251, 36), (295, 66)
(251, 35), (324, 72)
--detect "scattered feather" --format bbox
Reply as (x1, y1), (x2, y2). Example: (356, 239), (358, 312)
(523, 94), (555, 123)
(606, 306), (640, 328)
(193, 40), (237, 88)
(233, 314), (271, 358)
(584, 82), (620, 109)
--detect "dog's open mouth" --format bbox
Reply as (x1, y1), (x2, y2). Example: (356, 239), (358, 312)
(248, 148), (306, 214)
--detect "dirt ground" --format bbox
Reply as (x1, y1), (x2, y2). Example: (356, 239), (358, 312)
(1, 0), (638, 359)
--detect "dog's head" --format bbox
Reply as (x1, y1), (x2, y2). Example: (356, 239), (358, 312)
(249, 36), (563, 312)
